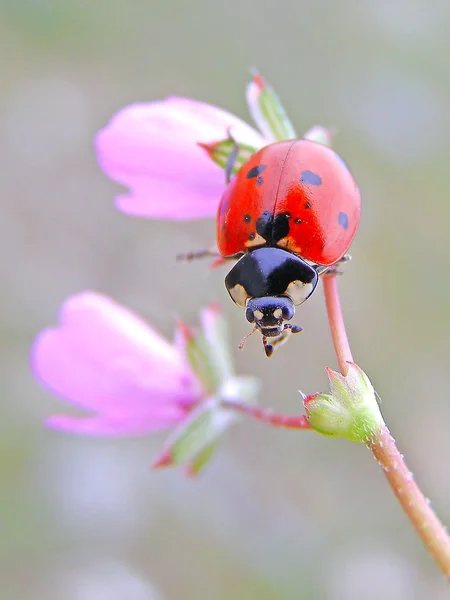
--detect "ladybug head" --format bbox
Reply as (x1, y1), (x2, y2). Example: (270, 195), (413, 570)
(245, 295), (294, 337)
(224, 247), (319, 356)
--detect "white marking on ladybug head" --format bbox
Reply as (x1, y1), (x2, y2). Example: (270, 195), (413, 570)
(286, 280), (315, 306)
(228, 283), (249, 308)
(273, 308), (283, 319)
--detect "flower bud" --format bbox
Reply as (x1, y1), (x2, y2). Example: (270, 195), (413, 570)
(303, 363), (383, 442)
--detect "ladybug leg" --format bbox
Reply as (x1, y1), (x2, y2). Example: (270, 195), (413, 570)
(263, 337), (274, 358)
(176, 248), (221, 262)
(316, 254), (352, 277)
(177, 248), (244, 269)
(225, 130), (240, 184)
(283, 323), (303, 334)
(317, 265), (342, 277)
(177, 249), (244, 262)
(263, 325), (302, 357)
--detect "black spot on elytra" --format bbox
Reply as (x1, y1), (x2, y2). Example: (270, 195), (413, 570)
(248, 232), (256, 241)
(247, 164), (266, 179)
(305, 202), (312, 209)
(338, 212), (349, 229)
(256, 211), (290, 244)
(300, 170), (322, 186)
(295, 218), (302, 224)
(244, 214), (251, 223)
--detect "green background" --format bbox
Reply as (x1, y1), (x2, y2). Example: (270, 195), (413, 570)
(1, 1), (450, 598)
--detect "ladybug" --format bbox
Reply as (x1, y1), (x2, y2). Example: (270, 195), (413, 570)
(216, 139), (361, 357)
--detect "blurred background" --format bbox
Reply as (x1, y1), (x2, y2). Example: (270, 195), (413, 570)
(1, 1), (450, 598)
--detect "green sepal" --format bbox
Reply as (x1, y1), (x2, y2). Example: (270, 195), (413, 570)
(184, 331), (219, 394)
(246, 72), (296, 142)
(153, 397), (236, 469)
(200, 305), (234, 388)
(186, 439), (220, 477)
(198, 136), (257, 177)
(183, 307), (234, 394)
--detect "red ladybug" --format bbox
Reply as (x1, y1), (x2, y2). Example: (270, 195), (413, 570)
(216, 139), (361, 356)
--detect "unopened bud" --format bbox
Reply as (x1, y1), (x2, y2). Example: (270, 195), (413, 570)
(303, 363), (383, 442)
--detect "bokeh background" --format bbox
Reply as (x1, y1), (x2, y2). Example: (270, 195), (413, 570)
(2, 1), (450, 598)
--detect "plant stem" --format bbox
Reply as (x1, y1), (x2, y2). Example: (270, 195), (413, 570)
(368, 425), (450, 576)
(322, 274), (353, 375)
(225, 399), (311, 430)
(322, 273), (450, 577)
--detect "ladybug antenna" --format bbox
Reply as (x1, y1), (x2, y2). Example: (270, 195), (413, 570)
(238, 326), (258, 351)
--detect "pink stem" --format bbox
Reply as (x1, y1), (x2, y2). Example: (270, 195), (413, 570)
(322, 274), (353, 375)
(322, 274), (450, 577)
(368, 425), (450, 575)
(225, 399), (311, 430)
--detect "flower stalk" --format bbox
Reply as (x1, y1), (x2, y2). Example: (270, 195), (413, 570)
(322, 273), (450, 578)
(322, 274), (353, 375)
(368, 425), (450, 576)
(224, 399), (311, 430)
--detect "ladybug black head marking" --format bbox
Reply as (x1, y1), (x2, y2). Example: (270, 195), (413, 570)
(225, 247), (318, 356)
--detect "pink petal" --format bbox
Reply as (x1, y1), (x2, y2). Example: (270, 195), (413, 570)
(32, 292), (202, 435)
(96, 98), (265, 220)
(46, 413), (183, 437)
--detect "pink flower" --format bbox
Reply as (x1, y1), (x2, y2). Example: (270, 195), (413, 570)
(31, 292), (203, 436)
(96, 98), (265, 220)
(32, 293), (258, 472)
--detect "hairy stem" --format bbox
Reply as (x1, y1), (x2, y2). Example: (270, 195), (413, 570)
(368, 425), (450, 576)
(322, 273), (450, 577)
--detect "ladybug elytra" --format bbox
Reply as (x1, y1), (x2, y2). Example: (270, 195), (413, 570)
(216, 139), (361, 357)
